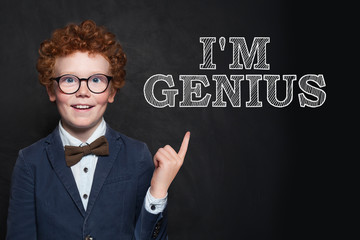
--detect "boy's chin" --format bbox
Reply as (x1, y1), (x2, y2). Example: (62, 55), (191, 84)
(62, 119), (101, 132)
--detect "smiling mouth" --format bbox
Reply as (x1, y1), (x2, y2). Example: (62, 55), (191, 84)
(71, 105), (94, 110)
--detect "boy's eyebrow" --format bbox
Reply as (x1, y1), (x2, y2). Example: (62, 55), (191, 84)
(54, 72), (111, 77)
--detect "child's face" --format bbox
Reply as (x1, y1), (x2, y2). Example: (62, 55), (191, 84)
(47, 51), (116, 135)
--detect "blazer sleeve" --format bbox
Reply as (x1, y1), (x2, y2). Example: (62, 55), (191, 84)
(6, 150), (37, 240)
(134, 143), (168, 240)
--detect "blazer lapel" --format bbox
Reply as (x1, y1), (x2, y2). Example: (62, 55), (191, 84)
(85, 126), (122, 216)
(45, 127), (86, 217)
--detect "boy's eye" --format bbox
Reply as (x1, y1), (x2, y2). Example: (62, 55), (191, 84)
(59, 76), (77, 84)
(91, 77), (100, 83)
(90, 75), (107, 84)
(65, 77), (75, 83)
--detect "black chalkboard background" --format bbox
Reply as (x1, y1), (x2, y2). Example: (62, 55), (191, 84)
(0, 0), (347, 239)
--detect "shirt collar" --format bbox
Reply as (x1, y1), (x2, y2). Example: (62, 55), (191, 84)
(58, 118), (107, 147)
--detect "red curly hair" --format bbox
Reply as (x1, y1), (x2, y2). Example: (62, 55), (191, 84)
(36, 20), (126, 91)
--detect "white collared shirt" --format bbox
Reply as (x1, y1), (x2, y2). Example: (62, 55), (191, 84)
(58, 118), (166, 214)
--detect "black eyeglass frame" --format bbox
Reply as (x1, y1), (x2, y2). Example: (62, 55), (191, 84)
(51, 74), (113, 94)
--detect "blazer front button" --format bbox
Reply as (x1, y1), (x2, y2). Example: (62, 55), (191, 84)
(85, 235), (93, 240)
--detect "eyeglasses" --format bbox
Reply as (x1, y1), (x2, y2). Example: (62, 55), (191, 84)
(51, 74), (112, 94)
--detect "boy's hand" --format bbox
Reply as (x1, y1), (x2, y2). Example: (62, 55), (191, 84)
(150, 131), (190, 199)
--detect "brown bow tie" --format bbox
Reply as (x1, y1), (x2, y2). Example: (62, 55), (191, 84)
(64, 136), (109, 167)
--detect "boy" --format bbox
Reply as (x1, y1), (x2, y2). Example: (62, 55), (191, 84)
(6, 20), (190, 240)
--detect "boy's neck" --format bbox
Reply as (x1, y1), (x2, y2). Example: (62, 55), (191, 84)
(60, 120), (102, 143)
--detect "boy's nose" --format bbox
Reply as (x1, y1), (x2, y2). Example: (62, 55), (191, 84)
(76, 80), (91, 97)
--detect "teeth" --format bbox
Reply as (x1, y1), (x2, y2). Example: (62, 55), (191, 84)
(74, 105), (90, 109)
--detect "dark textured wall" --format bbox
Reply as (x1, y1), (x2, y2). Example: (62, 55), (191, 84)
(0, 0), (341, 239)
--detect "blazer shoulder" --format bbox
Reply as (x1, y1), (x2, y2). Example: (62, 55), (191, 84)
(106, 125), (150, 151)
(106, 126), (153, 168)
(18, 128), (59, 163)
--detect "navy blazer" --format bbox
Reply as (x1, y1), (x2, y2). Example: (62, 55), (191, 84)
(6, 126), (167, 240)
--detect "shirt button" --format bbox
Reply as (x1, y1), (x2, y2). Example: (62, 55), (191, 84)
(84, 167), (88, 173)
(83, 194), (88, 199)
(151, 204), (156, 210)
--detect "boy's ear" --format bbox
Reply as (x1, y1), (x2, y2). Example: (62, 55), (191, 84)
(46, 85), (57, 102)
(107, 87), (117, 103)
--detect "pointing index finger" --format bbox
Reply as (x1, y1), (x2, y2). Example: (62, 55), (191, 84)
(178, 131), (190, 159)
